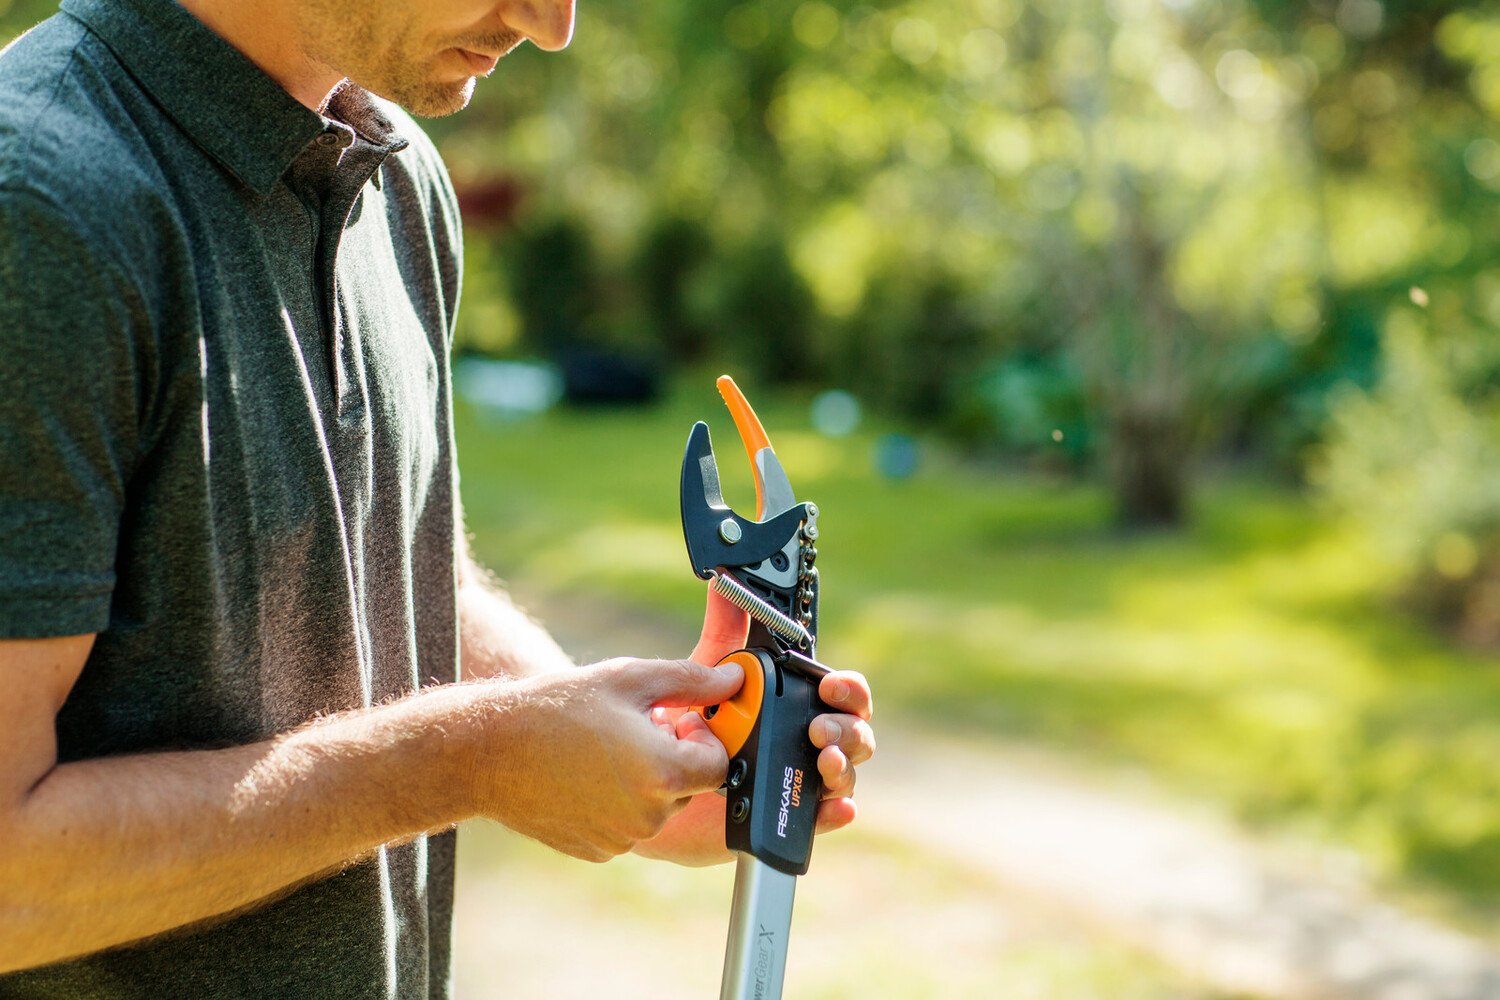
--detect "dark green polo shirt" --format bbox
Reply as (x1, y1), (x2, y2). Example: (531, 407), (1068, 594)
(0, 0), (464, 996)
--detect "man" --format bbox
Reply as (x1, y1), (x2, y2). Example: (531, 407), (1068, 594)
(0, 0), (875, 995)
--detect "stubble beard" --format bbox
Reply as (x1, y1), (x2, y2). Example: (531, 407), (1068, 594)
(299, 2), (520, 118)
(367, 32), (515, 118)
(381, 65), (477, 118)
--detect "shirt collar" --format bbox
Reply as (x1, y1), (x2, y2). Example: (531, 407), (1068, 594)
(60, 0), (408, 197)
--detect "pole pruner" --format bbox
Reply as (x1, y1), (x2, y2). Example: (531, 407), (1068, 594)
(680, 375), (829, 1000)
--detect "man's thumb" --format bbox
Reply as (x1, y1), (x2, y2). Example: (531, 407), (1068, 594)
(691, 582), (750, 667)
(638, 658), (745, 709)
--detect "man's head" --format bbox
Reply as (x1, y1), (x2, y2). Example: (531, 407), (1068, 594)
(295, 0), (576, 116)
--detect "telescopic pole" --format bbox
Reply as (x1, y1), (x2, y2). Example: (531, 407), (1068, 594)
(719, 855), (798, 1000)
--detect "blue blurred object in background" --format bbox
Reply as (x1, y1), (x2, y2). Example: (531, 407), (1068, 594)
(454, 358), (562, 420)
(810, 389), (862, 438)
(874, 433), (919, 480)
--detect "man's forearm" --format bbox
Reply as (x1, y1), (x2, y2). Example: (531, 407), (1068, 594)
(0, 683), (484, 974)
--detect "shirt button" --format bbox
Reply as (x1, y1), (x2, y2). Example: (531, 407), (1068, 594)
(316, 132), (341, 147)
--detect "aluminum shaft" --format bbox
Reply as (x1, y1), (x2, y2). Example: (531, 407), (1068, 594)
(719, 854), (798, 1000)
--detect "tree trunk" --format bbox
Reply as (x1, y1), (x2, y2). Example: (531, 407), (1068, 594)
(1108, 402), (1187, 528)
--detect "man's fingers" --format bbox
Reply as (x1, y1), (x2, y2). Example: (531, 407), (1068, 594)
(691, 583), (750, 667)
(674, 709), (711, 741)
(630, 657), (745, 709)
(814, 797), (856, 834)
(817, 745), (854, 798)
(808, 713), (875, 767)
(666, 723), (731, 795)
(818, 670), (873, 720)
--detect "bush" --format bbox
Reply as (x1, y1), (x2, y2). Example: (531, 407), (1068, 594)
(687, 230), (818, 384)
(503, 216), (604, 356)
(632, 215), (717, 363)
(837, 266), (1000, 434)
(1314, 309), (1500, 646)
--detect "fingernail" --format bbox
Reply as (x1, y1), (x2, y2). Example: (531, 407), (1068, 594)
(828, 679), (849, 702)
(822, 719), (842, 743)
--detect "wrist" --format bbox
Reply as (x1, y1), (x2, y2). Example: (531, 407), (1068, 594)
(428, 679), (524, 826)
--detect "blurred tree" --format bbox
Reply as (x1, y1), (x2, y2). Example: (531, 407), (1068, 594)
(695, 228), (817, 384)
(1315, 303), (1500, 647)
(631, 214), (715, 362)
(503, 215), (602, 356)
(13, 0), (1500, 542)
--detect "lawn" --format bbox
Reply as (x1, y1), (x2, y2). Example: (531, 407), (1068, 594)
(453, 822), (1227, 1000)
(456, 369), (1500, 929)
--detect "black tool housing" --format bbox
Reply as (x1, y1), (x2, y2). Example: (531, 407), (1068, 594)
(720, 648), (830, 876)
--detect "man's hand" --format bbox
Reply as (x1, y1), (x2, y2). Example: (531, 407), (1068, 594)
(465, 656), (744, 862)
(805, 666), (875, 830)
(632, 585), (876, 866)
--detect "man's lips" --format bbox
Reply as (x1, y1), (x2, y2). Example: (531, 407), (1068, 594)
(457, 48), (501, 75)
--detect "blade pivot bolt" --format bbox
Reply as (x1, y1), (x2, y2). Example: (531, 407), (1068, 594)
(719, 518), (743, 544)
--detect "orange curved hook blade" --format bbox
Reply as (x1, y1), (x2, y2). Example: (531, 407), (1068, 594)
(717, 375), (774, 519)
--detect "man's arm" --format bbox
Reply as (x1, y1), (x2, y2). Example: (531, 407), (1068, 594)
(0, 635), (742, 974)
(457, 532), (574, 680)
(0, 633), (474, 972)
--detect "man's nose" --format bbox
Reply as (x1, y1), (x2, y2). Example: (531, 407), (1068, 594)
(498, 0), (576, 51)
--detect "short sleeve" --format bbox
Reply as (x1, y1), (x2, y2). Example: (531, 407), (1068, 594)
(429, 156), (462, 348)
(0, 187), (147, 637)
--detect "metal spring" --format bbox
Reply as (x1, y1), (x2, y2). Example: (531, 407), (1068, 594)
(712, 572), (813, 649)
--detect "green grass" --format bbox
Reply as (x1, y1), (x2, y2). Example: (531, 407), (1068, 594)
(457, 371), (1500, 928)
(454, 820), (1234, 999)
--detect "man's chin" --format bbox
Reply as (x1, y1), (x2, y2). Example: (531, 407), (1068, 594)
(382, 77), (477, 118)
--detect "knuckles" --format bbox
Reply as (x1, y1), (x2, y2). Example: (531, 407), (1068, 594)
(632, 804), (672, 842)
(593, 656), (639, 683)
(636, 754), (702, 803)
(581, 835), (634, 863)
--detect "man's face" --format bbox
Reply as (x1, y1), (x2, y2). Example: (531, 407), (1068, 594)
(298, 0), (576, 117)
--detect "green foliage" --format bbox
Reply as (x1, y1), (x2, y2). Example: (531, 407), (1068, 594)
(488, 208), (820, 383)
(839, 267), (995, 431)
(0, 0), (53, 46)
(630, 214), (716, 362)
(690, 229), (817, 384)
(423, 0), (1500, 526)
(502, 215), (604, 355)
(958, 354), (1092, 463)
(10, 0), (1498, 532)
(1315, 306), (1500, 646)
